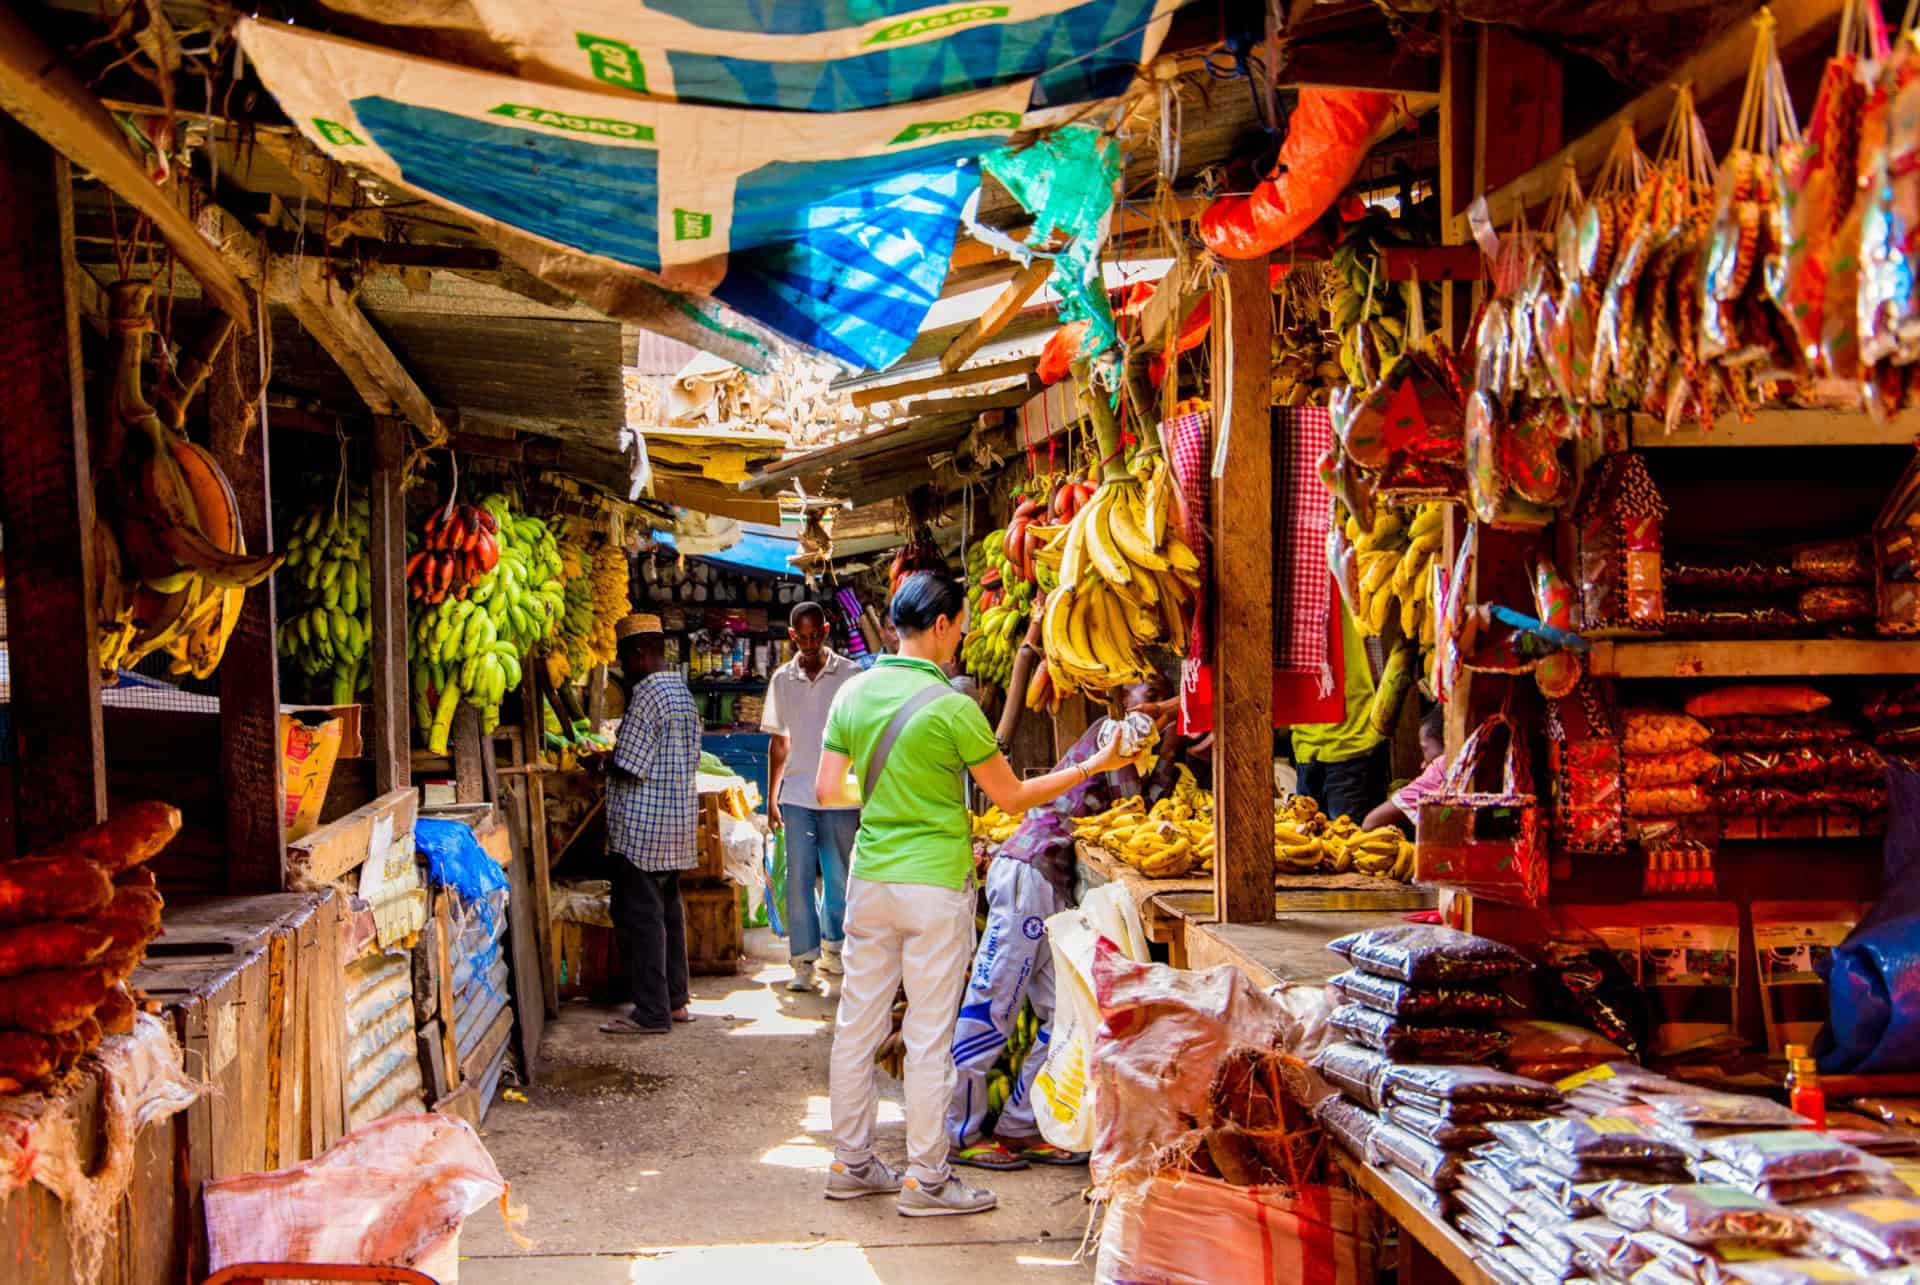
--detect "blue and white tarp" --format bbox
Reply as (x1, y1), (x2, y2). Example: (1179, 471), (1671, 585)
(237, 5), (1172, 371)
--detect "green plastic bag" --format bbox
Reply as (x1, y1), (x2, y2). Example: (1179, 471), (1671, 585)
(764, 829), (788, 937)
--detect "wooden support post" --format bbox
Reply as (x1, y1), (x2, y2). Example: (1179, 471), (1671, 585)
(368, 417), (410, 795)
(1437, 17), (1478, 345)
(519, 665), (559, 1017)
(1210, 257), (1276, 925)
(587, 665), (608, 725)
(451, 707), (485, 804)
(213, 304), (290, 891)
(0, 121), (104, 848)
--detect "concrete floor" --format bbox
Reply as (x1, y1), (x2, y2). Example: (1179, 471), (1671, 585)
(459, 929), (1098, 1285)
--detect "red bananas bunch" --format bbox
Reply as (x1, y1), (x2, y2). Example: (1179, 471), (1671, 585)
(405, 501), (500, 603)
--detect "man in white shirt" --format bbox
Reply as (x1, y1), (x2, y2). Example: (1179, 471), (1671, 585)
(761, 601), (861, 993)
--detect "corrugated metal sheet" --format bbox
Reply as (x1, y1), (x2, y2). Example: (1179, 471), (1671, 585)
(448, 888), (512, 1117)
(344, 950), (425, 1130)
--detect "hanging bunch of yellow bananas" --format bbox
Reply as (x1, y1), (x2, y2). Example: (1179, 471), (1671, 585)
(552, 523), (599, 683)
(1275, 796), (1416, 881)
(970, 804), (1025, 845)
(589, 544), (629, 665)
(278, 492), (374, 704)
(93, 282), (282, 682)
(1347, 502), (1443, 645)
(1034, 456), (1200, 697)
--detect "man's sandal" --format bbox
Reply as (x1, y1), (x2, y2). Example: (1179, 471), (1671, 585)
(951, 1142), (1029, 1171)
(1020, 1143), (1089, 1166)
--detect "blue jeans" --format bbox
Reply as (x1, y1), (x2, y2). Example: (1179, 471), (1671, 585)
(784, 804), (858, 962)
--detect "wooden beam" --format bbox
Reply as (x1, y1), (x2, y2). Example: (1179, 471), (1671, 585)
(269, 257), (442, 438)
(1284, 38), (1439, 94)
(1437, 15), (1477, 344)
(521, 665), (560, 1017)
(1210, 256), (1275, 925)
(368, 418), (411, 795)
(213, 303), (290, 892)
(848, 356), (1039, 408)
(1474, 27), (1564, 197)
(903, 384), (1038, 417)
(0, 123), (105, 847)
(1457, 0), (1841, 241)
(940, 258), (1053, 374)
(0, 7), (252, 324)
(651, 472), (783, 524)
(1381, 245), (1484, 282)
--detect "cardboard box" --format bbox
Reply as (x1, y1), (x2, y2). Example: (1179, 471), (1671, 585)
(281, 711), (346, 841)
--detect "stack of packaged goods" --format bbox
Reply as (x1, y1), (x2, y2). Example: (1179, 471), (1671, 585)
(1691, 685), (1888, 840)
(1660, 539), (1875, 638)
(1862, 682), (1920, 773)
(1310, 926), (1551, 1221)
(1623, 708), (1721, 893)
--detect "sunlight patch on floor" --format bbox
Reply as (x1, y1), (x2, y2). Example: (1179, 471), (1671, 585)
(799, 1094), (901, 1134)
(758, 1137), (835, 1169)
(626, 1242), (884, 1283)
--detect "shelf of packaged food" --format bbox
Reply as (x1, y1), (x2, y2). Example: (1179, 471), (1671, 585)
(1630, 407), (1920, 449)
(1586, 639), (1920, 679)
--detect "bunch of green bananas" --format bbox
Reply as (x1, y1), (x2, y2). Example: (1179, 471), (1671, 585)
(962, 578), (1033, 687)
(407, 494), (561, 751)
(1326, 235), (1408, 388)
(985, 1002), (1041, 1117)
(555, 525), (597, 681)
(277, 494), (374, 704)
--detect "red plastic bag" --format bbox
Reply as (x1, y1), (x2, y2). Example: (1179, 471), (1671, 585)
(1200, 194), (1270, 259)
(1096, 1173), (1374, 1285)
(1037, 320), (1092, 385)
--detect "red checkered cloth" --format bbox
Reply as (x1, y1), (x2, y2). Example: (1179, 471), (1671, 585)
(1275, 405), (1335, 695)
(1163, 402), (1214, 737)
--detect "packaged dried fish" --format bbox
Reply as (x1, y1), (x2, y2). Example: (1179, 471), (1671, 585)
(1312, 1042), (1395, 1111)
(1704, 1131), (1891, 1184)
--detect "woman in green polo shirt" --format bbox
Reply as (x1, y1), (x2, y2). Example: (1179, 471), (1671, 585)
(811, 571), (1140, 1219)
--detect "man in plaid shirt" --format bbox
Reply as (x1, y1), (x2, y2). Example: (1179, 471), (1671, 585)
(599, 613), (703, 1037)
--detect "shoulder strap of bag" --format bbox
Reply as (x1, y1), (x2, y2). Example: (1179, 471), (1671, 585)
(860, 682), (952, 802)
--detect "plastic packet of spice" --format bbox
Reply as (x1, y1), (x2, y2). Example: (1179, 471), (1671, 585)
(1626, 1230), (1797, 1285)
(1694, 1160), (1910, 1205)
(1385, 1062), (1564, 1106)
(1717, 1258), (1880, 1284)
(1704, 1132), (1891, 1184)
(1456, 1177), (1516, 1231)
(1374, 1118), (1468, 1189)
(1642, 1185), (1812, 1248)
(1330, 968), (1524, 1021)
(1330, 1003), (1511, 1063)
(1515, 1164), (1619, 1215)
(1455, 1207), (1508, 1248)
(1800, 1196), (1920, 1266)
(1390, 1088), (1556, 1123)
(1386, 1101), (1496, 1148)
(1312, 1042), (1394, 1112)
(1464, 1157), (1527, 1200)
(1566, 1216), (1653, 1277)
(1508, 1219), (1578, 1280)
(1328, 924), (1531, 986)
(1312, 1091), (1383, 1163)
(1489, 1116), (1689, 1172)
(1649, 1093), (1814, 1130)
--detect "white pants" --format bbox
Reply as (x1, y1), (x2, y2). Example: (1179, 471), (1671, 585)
(947, 859), (1066, 1146)
(830, 875), (975, 1187)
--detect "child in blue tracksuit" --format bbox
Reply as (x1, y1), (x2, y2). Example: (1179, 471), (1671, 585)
(946, 685), (1182, 1170)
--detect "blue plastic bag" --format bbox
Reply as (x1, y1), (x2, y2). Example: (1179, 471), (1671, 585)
(1816, 761), (1920, 1073)
(764, 829), (788, 938)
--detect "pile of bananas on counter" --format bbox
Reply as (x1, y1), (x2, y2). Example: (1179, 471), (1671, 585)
(1036, 457), (1199, 697)
(1071, 767), (1214, 878)
(970, 805), (1025, 845)
(1346, 502), (1443, 643)
(278, 493), (375, 704)
(1275, 796), (1417, 881)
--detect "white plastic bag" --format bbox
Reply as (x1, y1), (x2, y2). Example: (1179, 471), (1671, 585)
(1032, 883), (1147, 1152)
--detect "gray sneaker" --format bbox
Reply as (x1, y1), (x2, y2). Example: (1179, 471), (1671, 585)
(786, 960), (815, 993)
(825, 1157), (902, 1201)
(897, 1174), (997, 1217)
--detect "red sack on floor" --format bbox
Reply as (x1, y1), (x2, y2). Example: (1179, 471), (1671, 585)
(1096, 1172), (1375, 1285)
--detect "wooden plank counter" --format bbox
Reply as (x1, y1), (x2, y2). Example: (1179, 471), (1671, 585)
(1336, 1153), (1498, 1285)
(1182, 908), (1425, 984)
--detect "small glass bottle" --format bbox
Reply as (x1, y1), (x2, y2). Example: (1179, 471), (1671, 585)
(1784, 1043), (1827, 1130)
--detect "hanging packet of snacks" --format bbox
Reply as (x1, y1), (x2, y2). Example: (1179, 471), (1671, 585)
(1335, 275), (1468, 501)
(1540, 162), (1595, 406)
(1585, 123), (1655, 405)
(1575, 452), (1668, 630)
(1772, 0), (1885, 377)
(1857, 22), (1920, 386)
(1699, 10), (1805, 422)
(1629, 87), (1719, 429)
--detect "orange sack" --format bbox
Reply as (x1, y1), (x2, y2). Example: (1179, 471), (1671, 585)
(1201, 89), (1396, 259)
(1684, 685), (1832, 718)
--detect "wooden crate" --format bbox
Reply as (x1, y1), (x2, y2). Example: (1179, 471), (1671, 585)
(693, 794), (727, 882)
(683, 880), (743, 976)
(555, 918), (619, 1001)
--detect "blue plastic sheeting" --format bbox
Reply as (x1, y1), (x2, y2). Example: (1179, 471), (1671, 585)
(654, 528), (802, 578)
(718, 144), (983, 368)
(352, 97), (664, 270)
(657, 0), (1164, 112)
(641, 0), (941, 36)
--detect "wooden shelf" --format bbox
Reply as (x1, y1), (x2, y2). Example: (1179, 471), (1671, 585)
(1631, 408), (1920, 449)
(1587, 639), (1920, 679)
(1334, 1153), (1496, 1285)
